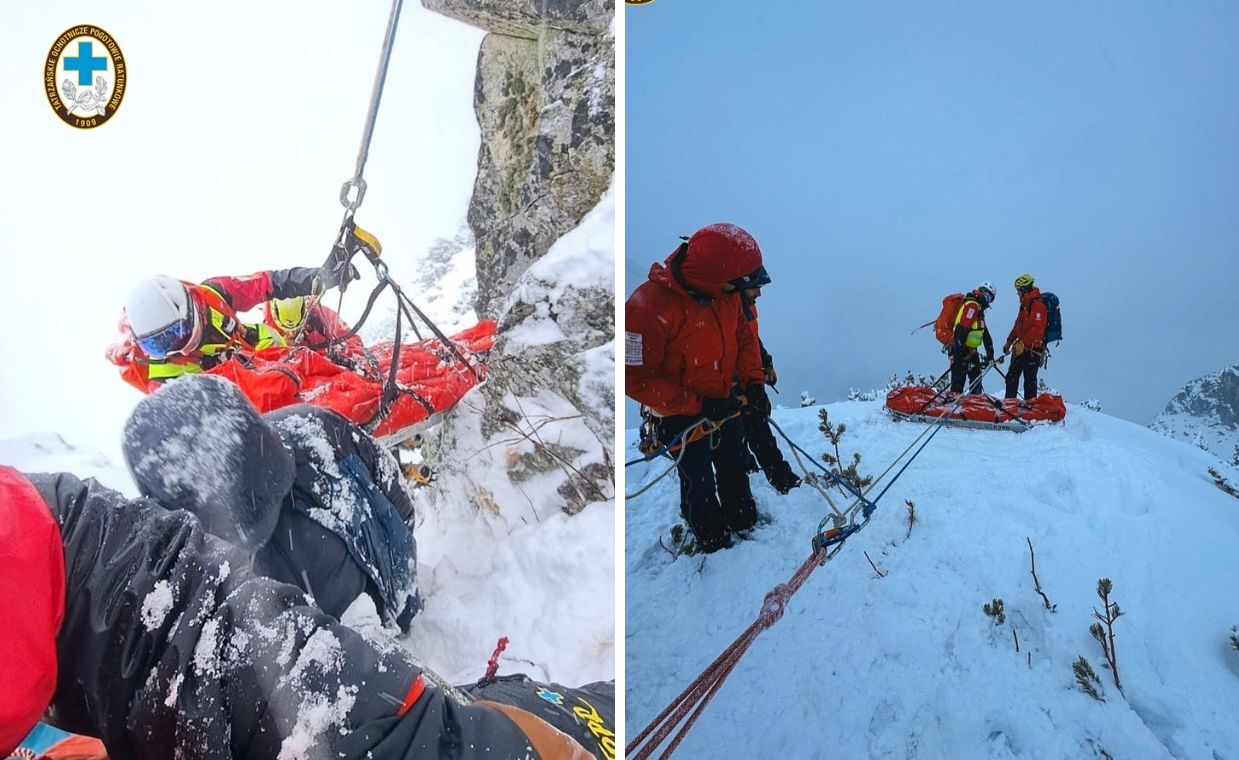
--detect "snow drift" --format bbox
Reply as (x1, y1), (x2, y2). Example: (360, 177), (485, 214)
(626, 399), (1239, 758)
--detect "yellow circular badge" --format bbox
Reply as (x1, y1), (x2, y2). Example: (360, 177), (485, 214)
(44, 25), (127, 129)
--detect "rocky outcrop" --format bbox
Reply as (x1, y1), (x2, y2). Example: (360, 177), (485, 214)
(1149, 364), (1239, 461)
(426, 0), (614, 318)
(423, 0), (613, 515)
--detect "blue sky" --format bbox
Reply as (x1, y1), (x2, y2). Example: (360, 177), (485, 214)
(626, 0), (1239, 425)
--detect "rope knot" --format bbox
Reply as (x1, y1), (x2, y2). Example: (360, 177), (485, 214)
(758, 584), (792, 630)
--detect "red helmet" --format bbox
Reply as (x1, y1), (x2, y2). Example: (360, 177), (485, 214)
(675, 223), (764, 297)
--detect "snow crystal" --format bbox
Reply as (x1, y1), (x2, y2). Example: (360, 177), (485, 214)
(192, 618), (222, 679)
(140, 580), (176, 630)
(164, 673), (183, 708)
(276, 683), (359, 760)
(274, 413), (342, 478)
(274, 628), (355, 760)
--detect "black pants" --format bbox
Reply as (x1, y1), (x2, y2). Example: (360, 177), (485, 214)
(741, 410), (790, 478)
(1005, 351), (1041, 400)
(658, 415), (758, 551)
(949, 349), (985, 394)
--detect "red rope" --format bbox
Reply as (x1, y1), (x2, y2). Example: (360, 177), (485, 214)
(479, 636), (509, 685)
(627, 549), (826, 760)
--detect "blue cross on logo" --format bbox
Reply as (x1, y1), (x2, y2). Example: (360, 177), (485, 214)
(535, 688), (564, 706)
(64, 41), (107, 86)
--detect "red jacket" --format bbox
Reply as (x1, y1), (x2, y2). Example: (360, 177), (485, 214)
(1007, 286), (1048, 350)
(625, 234), (764, 416)
(0, 467), (64, 756)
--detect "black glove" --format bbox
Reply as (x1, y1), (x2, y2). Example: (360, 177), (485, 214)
(744, 383), (772, 417)
(985, 352), (995, 364)
(768, 461), (802, 495)
(276, 266), (323, 297)
(700, 395), (741, 422)
(319, 244), (361, 291)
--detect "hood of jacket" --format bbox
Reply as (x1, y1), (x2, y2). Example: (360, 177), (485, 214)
(646, 223), (763, 301)
(123, 375), (293, 550)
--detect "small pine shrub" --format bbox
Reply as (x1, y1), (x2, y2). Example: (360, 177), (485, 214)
(983, 598), (1006, 626)
(818, 409), (874, 492)
(1090, 578), (1124, 690)
(1073, 656), (1104, 702)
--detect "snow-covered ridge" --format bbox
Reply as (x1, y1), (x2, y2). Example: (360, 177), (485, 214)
(627, 400), (1239, 758)
(1150, 364), (1239, 462)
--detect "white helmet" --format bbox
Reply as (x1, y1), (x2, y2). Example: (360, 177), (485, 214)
(125, 276), (198, 357)
(977, 281), (997, 304)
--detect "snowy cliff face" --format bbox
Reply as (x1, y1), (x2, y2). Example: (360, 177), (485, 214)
(1149, 364), (1239, 462)
(422, 0), (614, 318)
(422, 0), (615, 514)
(394, 0), (614, 684)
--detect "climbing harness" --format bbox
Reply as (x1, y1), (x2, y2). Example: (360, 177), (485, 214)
(624, 413), (741, 499)
(627, 364), (1000, 759)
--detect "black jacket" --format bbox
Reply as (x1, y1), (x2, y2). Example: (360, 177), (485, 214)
(27, 472), (575, 760)
(261, 405), (420, 628)
(123, 377), (419, 629)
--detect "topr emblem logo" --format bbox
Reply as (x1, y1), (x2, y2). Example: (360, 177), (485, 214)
(44, 25), (127, 129)
(535, 687), (565, 706)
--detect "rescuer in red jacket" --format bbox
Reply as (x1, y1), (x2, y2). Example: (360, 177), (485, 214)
(626, 223), (769, 552)
(115, 246), (360, 390)
(1004, 273), (1049, 400)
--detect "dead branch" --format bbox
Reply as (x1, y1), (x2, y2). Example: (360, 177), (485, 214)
(864, 551), (887, 578)
(1027, 537), (1056, 611)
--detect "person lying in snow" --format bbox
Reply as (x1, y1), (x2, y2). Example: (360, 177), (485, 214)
(0, 464), (614, 759)
(121, 374), (420, 631)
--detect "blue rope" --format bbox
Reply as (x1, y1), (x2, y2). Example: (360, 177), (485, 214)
(871, 414), (952, 504)
(624, 421), (701, 467)
(766, 418), (874, 509)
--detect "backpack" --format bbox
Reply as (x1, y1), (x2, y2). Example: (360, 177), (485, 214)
(934, 293), (966, 344)
(1040, 292), (1062, 343)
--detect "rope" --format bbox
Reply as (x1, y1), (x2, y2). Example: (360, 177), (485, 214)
(630, 363), (1001, 758)
(338, 0), (405, 214)
(626, 550), (825, 760)
(625, 438), (691, 499)
(624, 414), (742, 499)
